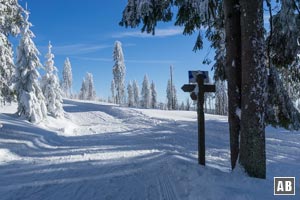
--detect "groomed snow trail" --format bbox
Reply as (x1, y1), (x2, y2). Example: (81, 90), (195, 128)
(0, 99), (299, 200)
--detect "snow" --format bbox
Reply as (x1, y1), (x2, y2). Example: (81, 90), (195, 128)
(0, 99), (299, 199)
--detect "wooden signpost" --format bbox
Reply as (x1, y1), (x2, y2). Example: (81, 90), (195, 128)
(181, 71), (216, 166)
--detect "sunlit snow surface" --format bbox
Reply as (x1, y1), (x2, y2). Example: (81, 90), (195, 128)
(0, 99), (299, 200)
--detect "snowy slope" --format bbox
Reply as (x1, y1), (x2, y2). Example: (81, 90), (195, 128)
(0, 99), (299, 200)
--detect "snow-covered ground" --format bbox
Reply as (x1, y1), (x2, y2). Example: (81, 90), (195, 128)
(0, 99), (299, 200)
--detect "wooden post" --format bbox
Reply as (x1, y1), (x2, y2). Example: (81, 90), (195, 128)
(181, 71), (215, 166)
(197, 74), (205, 165)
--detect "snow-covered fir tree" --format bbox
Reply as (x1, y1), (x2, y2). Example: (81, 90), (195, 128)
(150, 81), (157, 109)
(113, 41), (126, 105)
(79, 72), (96, 101)
(15, 9), (47, 123)
(166, 79), (178, 110)
(111, 80), (115, 104)
(62, 57), (72, 98)
(41, 41), (64, 118)
(141, 75), (151, 108)
(133, 80), (139, 107)
(185, 98), (191, 111)
(79, 79), (87, 100)
(127, 81), (134, 107)
(0, 0), (24, 105)
(0, 0), (24, 36)
(179, 102), (185, 110)
(215, 80), (228, 115)
(0, 33), (15, 104)
(86, 72), (96, 101)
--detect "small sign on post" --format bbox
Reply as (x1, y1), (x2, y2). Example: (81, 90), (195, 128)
(189, 71), (210, 84)
(181, 71), (216, 166)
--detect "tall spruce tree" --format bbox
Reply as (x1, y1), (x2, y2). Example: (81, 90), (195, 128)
(127, 81), (134, 107)
(141, 75), (151, 108)
(0, 0), (24, 105)
(0, 33), (15, 104)
(85, 72), (96, 101)
(113, 41), (126, 105)
(133, 80), (139, 107)
(166, 79), (178, 110)
(215, 80), (228, 115)
(79, 79), (87, 100)
(150, 81), (157, 109)
(111, 80), (116, 104)
(15, 8), (47, 123)
(41, 42), (64, 118)
(62, 57), (72, 98)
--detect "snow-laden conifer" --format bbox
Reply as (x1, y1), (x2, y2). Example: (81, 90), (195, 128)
(0, 0), (24, 36)
(79, 79), (87, 100)
(0, 33), (15, 104)
(127, 81), (134, 107)
(133, 80), (139, 107)
(166, 79), (178, 110)
(15, 9), (47, 123)
(41, 42), (64, 118)
(150, 81), (157, 109)
(79, 73), (96, 101)
(215, 80), (228, 115)
(111, 80), (115, 104)
(86, 73), (96, 101)
(141, 75), (151, 108)
(113, 41), (126, 105)
(62, 57), (72, 98)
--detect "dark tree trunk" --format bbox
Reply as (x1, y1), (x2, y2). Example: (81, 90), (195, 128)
(239, 0), (266, 179)
(223, 0), (242, 170)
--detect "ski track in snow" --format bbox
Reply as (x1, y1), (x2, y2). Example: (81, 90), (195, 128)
(0, 99), (299, 200)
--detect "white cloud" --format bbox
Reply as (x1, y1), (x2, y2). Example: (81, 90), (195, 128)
(125, 59), (178, 64)
(72, 56), (178, 65)
(52, 44), (111, 55)
(112, 28), (183, 38)
(72, 56), (111, 62)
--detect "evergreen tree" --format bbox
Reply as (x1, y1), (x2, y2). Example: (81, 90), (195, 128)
(85, 72), (96, 101)
(215, 80), (228, 115)
(113, 41), (126, 105)
(141, 75), (151, 108)
(239, 0), (266, 179)
(0, 0), (24, 36)
(79, 79), (87, 100)
(111, 80), (115, 104)
(0, 0), (24, 105)
(62, 57), (72, 98)
(133, 80), (139, 107)
(166, 79), (178, 110)
(186, 98), (191, 111)
(150, 81), (157, 109)
(127, 81), (134, 107)
(15, 9), (47, 123)
(180, 102), (185, 110)
(41, 41), (64, 118)
(0, 33), (15, 104)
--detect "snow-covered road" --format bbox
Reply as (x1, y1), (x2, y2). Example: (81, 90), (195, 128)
(0, 99), (299, 199)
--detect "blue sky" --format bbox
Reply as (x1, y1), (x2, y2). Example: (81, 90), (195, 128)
(19, 0), (215, 103)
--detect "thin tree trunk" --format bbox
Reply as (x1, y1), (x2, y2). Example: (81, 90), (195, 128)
(239, 0), (266, 179)
(223, 0), (242, 170)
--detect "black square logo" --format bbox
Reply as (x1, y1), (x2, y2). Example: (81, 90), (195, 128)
(274, 177), (295, 195)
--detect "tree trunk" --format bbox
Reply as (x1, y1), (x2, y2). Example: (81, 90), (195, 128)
(223, 0), (242, 170)
(239, 0), (266, 179)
